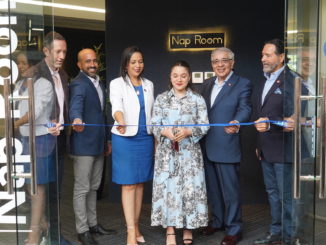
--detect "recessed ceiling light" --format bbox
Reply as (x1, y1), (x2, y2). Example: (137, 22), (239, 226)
(15, 0), (105, 13)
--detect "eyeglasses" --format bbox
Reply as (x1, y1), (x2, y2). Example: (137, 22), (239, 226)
(211, 58), (233, 65)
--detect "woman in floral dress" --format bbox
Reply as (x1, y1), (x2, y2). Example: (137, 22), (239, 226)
(151, 60), (209, 245)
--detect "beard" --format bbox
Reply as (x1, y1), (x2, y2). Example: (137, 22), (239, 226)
(262, 61), (281, 73)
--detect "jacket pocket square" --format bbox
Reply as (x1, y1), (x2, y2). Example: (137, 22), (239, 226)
(274, 88), (282, 94)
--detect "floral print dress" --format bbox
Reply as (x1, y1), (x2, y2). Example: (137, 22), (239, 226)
(150, 88), (209, 229)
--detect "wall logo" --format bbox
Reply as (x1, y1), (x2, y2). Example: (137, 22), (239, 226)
(0, 3), (27, 226)
(169, 32), (225, 51)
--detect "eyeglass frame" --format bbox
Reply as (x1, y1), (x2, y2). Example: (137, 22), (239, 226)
(211, 58), (233, 65)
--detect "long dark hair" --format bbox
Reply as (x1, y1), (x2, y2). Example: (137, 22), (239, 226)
(169, 60), (193, 90)
(119, 45), (144, 79)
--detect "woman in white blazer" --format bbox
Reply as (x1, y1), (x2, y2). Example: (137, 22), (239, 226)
(110, 46), (154, 245)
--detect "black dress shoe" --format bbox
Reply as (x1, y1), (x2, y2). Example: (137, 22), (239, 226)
(253, 232), (282, 244)
(220, 234), (242, 245)
(89, 224), (117, 235)
(200, 225), (224, 236)
(77, 231), (97, 245)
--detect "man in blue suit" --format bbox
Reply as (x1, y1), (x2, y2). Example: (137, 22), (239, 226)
(69, 49), (116, 245)
(200, 47), (252, 245)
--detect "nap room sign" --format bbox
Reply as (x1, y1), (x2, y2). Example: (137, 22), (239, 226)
(169, 32), (225, 51)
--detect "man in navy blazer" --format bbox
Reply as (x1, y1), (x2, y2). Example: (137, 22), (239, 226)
(69, 49), (116, 245)
(253, 39), (308, 245)
(200, 47), (252, 245)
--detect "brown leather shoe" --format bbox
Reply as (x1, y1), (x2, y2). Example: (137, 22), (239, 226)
(200, 226), (224, 236)
(220, 234), (242, 245)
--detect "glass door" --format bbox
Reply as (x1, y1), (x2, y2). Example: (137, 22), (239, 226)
(0, 1), (59, 244)
(315, 0), (326, 244)
(286, 0), (326, 244)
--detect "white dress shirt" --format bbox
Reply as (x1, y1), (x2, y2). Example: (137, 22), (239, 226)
(261, 66), (285, 105)
(86, 73), (104, 110)
(210, 71), (233, 106)
(48, 66), (65, 126)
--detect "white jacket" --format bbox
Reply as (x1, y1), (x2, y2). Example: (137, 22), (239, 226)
(110, 76), (154, 136)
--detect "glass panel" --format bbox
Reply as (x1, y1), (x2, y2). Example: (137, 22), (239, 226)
(0, 1), (59, 244)
(315, 0), (326, 243)
(286, 0), (319, 244)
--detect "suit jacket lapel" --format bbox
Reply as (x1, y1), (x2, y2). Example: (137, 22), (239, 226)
(141, 79), (149, 110)
(257, 81), (264, 110)
(204, 77), (215, 109)
(40, 60), (53, 83)
(38, 60), (60, 121)
(81, 72), (103, 110)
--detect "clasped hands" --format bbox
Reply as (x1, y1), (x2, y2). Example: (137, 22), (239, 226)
(161, 127), (192, 142)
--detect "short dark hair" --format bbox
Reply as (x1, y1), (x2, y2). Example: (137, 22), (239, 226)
(264, 38), (284, 55)
(119, 46), (144, 78)
(264, 38), (290, 63)
(43, 31), (66, 49)
(169, 60), (193, 90)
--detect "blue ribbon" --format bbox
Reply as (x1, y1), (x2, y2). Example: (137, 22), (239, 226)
(43, 120), (287, 128)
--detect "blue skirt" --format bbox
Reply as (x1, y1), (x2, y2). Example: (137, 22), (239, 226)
(112, 132), (154, 185)
(22, 134), (56, 184)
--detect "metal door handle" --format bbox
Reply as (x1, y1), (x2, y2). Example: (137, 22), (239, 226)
(319, 77), (326, 198)
(27, 78), (37, 195)
(4, 78), (13, 194)
(4, 78), (37, 195)
(293, 77), (302, 199)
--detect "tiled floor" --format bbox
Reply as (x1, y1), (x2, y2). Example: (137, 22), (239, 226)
(59, 157), (272, 245)
(1, 156), (326, 245)
(58, 157), (325, 245)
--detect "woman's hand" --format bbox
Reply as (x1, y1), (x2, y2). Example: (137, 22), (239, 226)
(174, 127), (192, 142)
(161, 127), (175, 140)
(116, 121), (126, 134)
(114, 111), (126, 134)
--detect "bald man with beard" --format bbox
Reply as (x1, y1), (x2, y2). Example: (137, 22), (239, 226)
(69, 49), (116, 245)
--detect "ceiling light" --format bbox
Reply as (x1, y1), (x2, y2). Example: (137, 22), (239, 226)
(15, 0), (105, 13)
(287, 30), (298, 34)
